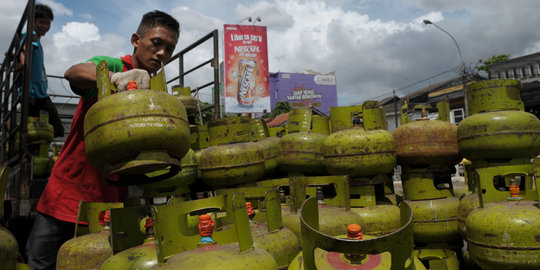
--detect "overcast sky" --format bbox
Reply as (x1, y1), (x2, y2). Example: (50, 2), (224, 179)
(2, 0), (540, 107)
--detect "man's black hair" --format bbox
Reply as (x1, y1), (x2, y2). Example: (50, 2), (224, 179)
(35, 3), (54, 21)
(136, 10), (180, 37)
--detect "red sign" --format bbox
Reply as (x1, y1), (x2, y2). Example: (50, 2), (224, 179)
(224, 24), (270, 113)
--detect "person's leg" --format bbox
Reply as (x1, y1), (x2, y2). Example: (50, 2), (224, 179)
(32, 97), (65, 137)
(28, 98), (39, 118)
(26, 212), (75, 270)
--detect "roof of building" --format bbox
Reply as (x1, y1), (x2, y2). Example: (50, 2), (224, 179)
(265, 112), (289, 127)
(400, 77), (462, 103)
(489, 52), (540, 68)
(379, 96), (400, 106)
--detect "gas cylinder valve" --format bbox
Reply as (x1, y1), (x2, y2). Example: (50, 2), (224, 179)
(126, 80), (138, 91)
(345, 224), (366, 263)
(347, 224), (363, 240)
(508, 176), (521, 201)
(246, 202), (255, 220)
(198, 214), (215, 244)
(145, 217), (154, 237)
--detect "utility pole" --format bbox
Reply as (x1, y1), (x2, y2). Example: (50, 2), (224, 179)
(423, 19), (468, 117)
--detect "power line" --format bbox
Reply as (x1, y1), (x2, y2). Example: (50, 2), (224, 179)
(359, 65), (459, 103)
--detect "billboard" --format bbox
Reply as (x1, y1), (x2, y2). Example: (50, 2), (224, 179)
(223, 24), (270, 113)
(269, 72), (337, 115)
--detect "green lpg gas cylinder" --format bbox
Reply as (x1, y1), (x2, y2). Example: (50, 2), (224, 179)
(251, 118), (280, 177)
(457, 193), (479, 238)
(407, 196), (460, 243)
(101, 237), (156, 270)
(0, 167), (17, 270)
(268, 126), (286, 138)
(348, 184), (402, 236)
(466, 200), (540, 269)
(172, 85), (197, 117)
(329, 105), (363, 133)
(351, 205), (401, 237)
(414, 249), (459, 270)
(57, 211), (113, 270)
(458, 79), (540, 161)
(33, 143), (53, 178)
(251, 118), (269, 140)
(198, 142), (265, 187)
(311, 115), (330, 135)
(208, 116), (251, 146)
(251, 176), (365, 242)
(277, 108), (327, 175)
(325, 101), (395, 177)
(0, 227), (18, 270)
(101, 216), (157, 270)
(281, 176), (365, 242)
(73, 201), (124, 237)
(150, 193), (277, 270)
(287, 198), (426, 270)
(84, 61), (190, 180)
(277, 132), (327, 175)
(324, 128), (396, 177)
(216, 187), (300, 269)
(195, 149), (203, 179)
(198, 116), (265, 187)
(27, 111), (54, 143)
(351, 204), (399, 236)
(138, 148), (198, 198)
(257, 137), (280, 177)
(166, 198), (202, 236)
(190, 124), (209, 151)
(400, 167), (460, 244)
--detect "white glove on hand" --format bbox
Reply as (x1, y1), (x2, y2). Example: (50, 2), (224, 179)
(110, 69), (150, 92)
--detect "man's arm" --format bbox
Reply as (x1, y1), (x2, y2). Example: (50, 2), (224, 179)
(64, 63), (113, 95)
(15, 40), (28, 72)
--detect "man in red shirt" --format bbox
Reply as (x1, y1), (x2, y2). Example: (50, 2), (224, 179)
(25, 10), (180, 269)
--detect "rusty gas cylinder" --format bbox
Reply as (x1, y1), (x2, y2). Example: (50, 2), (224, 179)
(394, 118), (460, 166)
(57, 211), (113, 269)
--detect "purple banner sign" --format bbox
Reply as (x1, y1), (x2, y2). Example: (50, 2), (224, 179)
(269, 72), (337, 115)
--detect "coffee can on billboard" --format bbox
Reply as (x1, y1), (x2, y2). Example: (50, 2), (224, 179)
(237, 59), (257, 106)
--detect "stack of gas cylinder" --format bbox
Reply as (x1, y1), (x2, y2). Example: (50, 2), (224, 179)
(47, 62), (540, 270)
(393, 100), (461, 267)
(0, 166), (21, 270)
(457, 79), (540, 269)
(51, 72), (424, 270)
(27, 111), (56, 179)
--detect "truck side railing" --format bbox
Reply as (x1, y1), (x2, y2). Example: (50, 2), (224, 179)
(0, 0), (36, 217)
(165, 29), (220, 119)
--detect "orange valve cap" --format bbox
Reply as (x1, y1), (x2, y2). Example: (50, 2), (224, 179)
(126, 80), (138, 91)
(198, 214), (215, 237)
(145, 217), (153, 228)
(347, 224), (363, 239)
(246, 202), (255, 217)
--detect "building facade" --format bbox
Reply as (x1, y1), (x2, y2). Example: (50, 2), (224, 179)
(269, 71), (338, 116)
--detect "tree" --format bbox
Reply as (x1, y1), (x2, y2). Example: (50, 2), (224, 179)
(265, 101), (292, 118)
(195, 101), (215, 125)
(475, 54), (511, 79)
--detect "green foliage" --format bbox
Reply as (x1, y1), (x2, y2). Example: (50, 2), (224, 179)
(475, 54), (511, 78)
(195, 101), (214, 125)
(266, 101), (292, 118)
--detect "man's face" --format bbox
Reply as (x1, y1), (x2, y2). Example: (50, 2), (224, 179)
(34, 17), (51, 37)
(131, 26), (178, 74)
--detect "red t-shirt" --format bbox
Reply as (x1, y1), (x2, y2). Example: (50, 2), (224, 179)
(36, 55), (134, 223)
